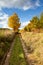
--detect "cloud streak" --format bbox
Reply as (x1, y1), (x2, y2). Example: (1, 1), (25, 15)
(0, 0), (40, 10)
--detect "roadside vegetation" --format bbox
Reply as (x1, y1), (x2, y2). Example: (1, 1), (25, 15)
(21, 32), (43, 65)
(0, 28), (14, 64)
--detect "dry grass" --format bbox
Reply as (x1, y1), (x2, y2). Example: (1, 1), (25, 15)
(21, 32), (43, 65)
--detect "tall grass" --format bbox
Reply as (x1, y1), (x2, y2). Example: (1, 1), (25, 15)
(21, 32), (43, 65)
(0, 29), (14, 64)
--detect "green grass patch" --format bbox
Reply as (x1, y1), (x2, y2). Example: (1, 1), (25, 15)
(9, 35), (27, 65)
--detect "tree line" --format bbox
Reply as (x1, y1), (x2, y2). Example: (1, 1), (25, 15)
(24, 13), (43, 32)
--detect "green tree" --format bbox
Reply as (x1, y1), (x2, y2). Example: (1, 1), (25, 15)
(30, 16), (40, 28)
(24, 12), (43, 32)
(40, 13), (43, 28)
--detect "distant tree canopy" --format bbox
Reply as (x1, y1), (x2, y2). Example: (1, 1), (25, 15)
(24, 12), (43, 32)
(8, 13), (20, 32)
(40, 13), (43, 28)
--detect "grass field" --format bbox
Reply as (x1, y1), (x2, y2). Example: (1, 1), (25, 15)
(9, 35), (27, 65)
(21, 32), (43, 65)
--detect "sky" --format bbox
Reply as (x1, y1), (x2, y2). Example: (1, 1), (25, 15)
(0, 0), (43, 29)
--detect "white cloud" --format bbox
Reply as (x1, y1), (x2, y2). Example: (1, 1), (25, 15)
(36, 0), (40, 6)
(0, 11), (9, 28)
(0, 0), (40, 10)
(20, 21), (30, 29)
(23, 6), (32, 10)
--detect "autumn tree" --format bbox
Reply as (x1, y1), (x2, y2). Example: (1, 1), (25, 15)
(8, 13), (20, 32)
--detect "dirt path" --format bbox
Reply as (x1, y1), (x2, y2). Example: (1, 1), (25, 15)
(3, 38), (15, 65)
(19, 35), (29, 65)
(4, 34), (29, 65)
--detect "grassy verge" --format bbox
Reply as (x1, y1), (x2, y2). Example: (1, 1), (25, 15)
(0, 29), (14, 64)
(21, 32), (43, 65)
(9, 35), (27, 65)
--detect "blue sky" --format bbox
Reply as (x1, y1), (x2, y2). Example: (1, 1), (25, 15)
(0, 0), (43, 29)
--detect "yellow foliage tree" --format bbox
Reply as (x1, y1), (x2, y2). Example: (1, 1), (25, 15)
(8, 13), (20, 32)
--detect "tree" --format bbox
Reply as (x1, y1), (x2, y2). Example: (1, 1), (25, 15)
(8, 13), (20, 32)
(24, 16), (40, 32)
(30, 16), (40, 28)
(40, 13), (43, 28)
